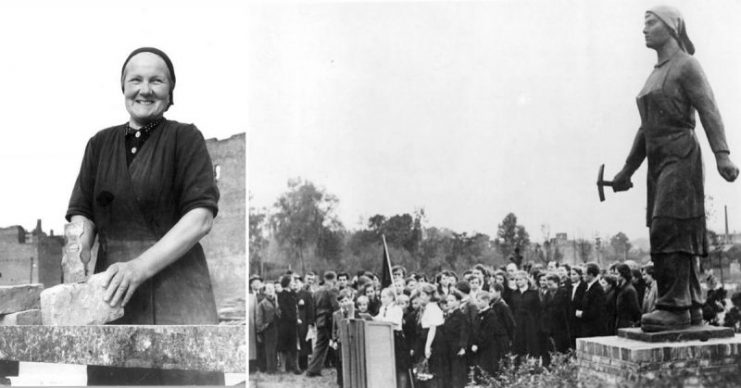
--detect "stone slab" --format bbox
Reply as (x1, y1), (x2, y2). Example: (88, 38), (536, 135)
(0, 310), (41, 326)
(40, 273), (123, 325)
(0, 285), (42, 315)
(618, 325), (734, 343)
(0, 325), (245, 372)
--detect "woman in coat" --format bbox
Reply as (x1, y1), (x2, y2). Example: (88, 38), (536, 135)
(511, 270), (541, 362)
(615, 264), (642, 330)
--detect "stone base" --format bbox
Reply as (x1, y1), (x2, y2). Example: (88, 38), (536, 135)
(577, 335), (741, 386)
(0, 325), (245, 372)
(618, 325), (734, 343)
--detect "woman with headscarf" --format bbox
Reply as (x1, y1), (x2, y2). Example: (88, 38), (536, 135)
(612, 6), (738, 332)
(67, 47), (222, 384)
(615, 265), (642, 330)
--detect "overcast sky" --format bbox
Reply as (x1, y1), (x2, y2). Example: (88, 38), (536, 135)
(0, 1), (247, 235)
(248, 0), (741, 244)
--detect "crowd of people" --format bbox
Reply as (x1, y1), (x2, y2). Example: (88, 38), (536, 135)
(248, 259), (739, 388)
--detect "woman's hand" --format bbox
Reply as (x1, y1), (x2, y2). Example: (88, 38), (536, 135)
(716, 152), (739, 182)
(612, 168), (634, 192)
(102, 260), (150, 308)
(424, 346), (431, 359)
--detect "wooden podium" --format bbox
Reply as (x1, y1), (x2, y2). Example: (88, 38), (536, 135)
(339, 318), (397, 388)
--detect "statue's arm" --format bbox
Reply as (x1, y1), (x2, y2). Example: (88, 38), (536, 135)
(682, 57), (738, 182)
(612, 128), (645, 191)
(623, 128), (646, 176)
(681, 57), (729, 154)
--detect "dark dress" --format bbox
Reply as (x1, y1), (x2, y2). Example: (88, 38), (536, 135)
(66, 120), (222, 384)
(615, 282), (641, 330)
(511, 287), (541, 358)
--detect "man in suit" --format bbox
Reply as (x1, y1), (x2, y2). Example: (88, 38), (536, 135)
(294, 275), (315, 371)
(576, 263), (607, 337)
(306, 271), (340, 377)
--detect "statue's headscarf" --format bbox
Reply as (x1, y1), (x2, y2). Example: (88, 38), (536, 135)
(646, 6), (694, 55)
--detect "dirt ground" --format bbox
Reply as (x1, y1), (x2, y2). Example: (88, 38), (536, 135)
(248, 370), (337, 388)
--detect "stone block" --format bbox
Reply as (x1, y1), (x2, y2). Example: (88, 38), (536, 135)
(0, 285), (42, 314)
(618, 325), (734, 342)
(0, 310), (41, 325)
(40, 273), (123, 325)
(0, 325), (245, 372)
(61, 222), (96, 284)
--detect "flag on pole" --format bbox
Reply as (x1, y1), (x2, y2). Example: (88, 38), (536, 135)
(381, 234), (393, 288)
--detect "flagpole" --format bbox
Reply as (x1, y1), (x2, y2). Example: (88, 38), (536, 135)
(381, 234), (394, 288)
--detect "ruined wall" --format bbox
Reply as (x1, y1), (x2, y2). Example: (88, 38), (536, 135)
(37, 236), (64, 288)
(0, 227), (36, 285)
(202, 133), (246, 308)
(0, 225), (64, 288)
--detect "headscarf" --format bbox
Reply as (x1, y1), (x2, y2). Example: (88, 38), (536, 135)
(120, 47), (176, 104)
(646, 6), (695, 55)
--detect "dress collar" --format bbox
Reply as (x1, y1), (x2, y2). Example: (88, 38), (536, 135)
(124, 118), (164, 136)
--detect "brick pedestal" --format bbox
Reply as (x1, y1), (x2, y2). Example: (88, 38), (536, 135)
(577, 334), (741, 386)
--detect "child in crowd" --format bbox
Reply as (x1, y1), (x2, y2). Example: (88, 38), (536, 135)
(476, 284), (515, 378)
(331, 289), (355, 388)
(365, 284), (381, 316)
(441, 291), (468, 388)
(356, 295), (370, 315)
(375, 288), (409, 388)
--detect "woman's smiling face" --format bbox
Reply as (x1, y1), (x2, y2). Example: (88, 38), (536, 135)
(123, 52), (172, 128)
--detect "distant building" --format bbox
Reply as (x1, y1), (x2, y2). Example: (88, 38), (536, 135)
(202, 133), (246, 309)
(0, 220), (63, 288)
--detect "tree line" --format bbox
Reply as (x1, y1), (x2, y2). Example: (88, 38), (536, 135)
(249, 178), (646, 278)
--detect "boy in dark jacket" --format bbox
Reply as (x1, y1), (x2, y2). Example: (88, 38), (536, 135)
(331, 289), (355, 388)
(442, 291), (469, 388)
(473, 286), (514, 380)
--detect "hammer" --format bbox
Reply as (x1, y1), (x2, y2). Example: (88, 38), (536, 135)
(597, 164), (632, 202)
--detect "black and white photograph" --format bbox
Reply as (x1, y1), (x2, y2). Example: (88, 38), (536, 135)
(248, 1), (741, 387)
(0, 1), (246, 385)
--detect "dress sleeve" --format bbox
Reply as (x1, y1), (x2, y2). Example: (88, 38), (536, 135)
(421, 303), (444, 328)
(66, 136), (98, 222)
(174, 124), (220, 218)
(680, 57), (730, 154)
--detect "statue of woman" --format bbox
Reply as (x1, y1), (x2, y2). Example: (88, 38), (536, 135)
(612, 6), (738, 332)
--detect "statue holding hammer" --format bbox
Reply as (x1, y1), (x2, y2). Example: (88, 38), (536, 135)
(611, 6), (738, 332)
